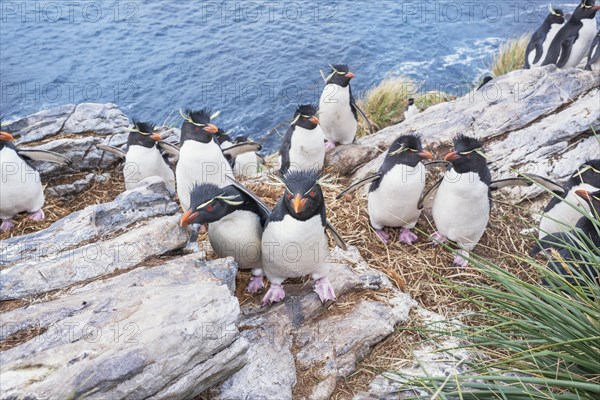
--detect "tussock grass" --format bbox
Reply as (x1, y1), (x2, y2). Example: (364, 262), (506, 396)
(356, 77), (454, 138)
(491, 35), (530, 77)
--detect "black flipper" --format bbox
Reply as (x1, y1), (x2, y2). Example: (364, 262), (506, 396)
(418, 177), (443, 210)
(17, 149), (73, 165)
(490, 174), (565, 194)
(325, 220), (348, 251)
(226, 175), (271, 219)
(351, 99), (374, 135)
(336, 174), (381, 199)
(279, 125), (293, 173)
(157, 141), (180, 158)
(95, 144), (127, 159)
(223, 142), (262, 159)
(556, 36), (575, 68)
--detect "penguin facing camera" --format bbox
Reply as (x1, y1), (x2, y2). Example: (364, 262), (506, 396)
(279, 104), (325, 174)
(337, 134), (433, 244)
(404, 98), (420, 120)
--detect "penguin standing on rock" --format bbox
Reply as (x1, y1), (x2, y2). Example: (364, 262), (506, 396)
(337, 134), (433, 244)
(98, 120), (175, 192)
(260, 169), (347, 306)
(404, 99), (420, 120)
(319, 64), (358, 151)
(543, 0), (600, 68)
(279, 105), (325, 174)
(524, 6), (567, 69)
(180, 181), (269, 293)
(0, 120), (72, 233)
(585, 31), (600, 70)
(176, 109), (232, 212)
(431, 135), (492, 267)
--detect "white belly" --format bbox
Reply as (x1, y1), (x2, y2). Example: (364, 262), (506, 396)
(368, 163), (426, 229)
(404, 105), (420, 120)
(209, 210), (263, 270)
(563, 20), (597, 68)
(538, 183), (595, 238)
(176, 140), (233, 211)
(124, 145), (175, 191)
(234, 152), (260, 178)
(288, 126), (325, 172)
(261, 214), (330, 283)
(319, 84), (357, 144)
(0, 148), (44, 219)
(432, 170), (490, 249)
(530, 23), (564, 68)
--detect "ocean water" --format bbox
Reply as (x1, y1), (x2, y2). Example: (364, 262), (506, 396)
(0, 1), (587, 151)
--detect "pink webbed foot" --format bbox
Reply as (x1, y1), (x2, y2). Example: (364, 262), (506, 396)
(398, 228), (419, 245)
(246, 275), (265, 293)
(324, 141), (337, 152)
(261, 283), (285, 306)
(28, 209), (45, 222)
(375, 229), (390, 244)
(0, 220), (15, 233)
(430, 231), (447, 246)
(314, 277), (337, 303)
(453, 250), (469, 268)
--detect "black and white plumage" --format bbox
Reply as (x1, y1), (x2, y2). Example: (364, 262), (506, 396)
(230, 135), (263, 177)
(260, 169), (340, 306)
(181, 182), (269, 293)
(542, 0), (600, 68)
(120, 120), (175, 192)
(431, 135), (492, 267)
(319, 64), (358, 150)
(585, 31), (600, 70)
(0, 124), (72, 233)
(524, 6), (567, 69)
(176, 109), (233, 211)
(279, 104), (325, 174)
(532, 189), (599, 285)
(538, 159), (600, 238)
(338, 134), (433, 244)
(404, 98), (420, 120)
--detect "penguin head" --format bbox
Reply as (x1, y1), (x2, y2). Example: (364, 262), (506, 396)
(546, 5), (566, 24)
(291, 104), (320, 130)
(180, 109), (219, 144)
(444, 134), (487, 174)
(574, 0), (600, 19)
(407, 98), (415, 106)
(180, 183), (244, 226)
(127, 120), (161, 148)
(325, 64), (355, 88)
(215, 128), (233, 146)
(281, 169), (324, 220)
(0, 117), (15, 150)
(572, 159), (600, 188)
(387, 134), (433, 167)
(575, 189), (600, 216)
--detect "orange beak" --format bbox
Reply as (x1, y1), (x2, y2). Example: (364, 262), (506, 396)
(150, 133), (162, 141)
(444, 151), (460, 162)
(346, 72), (355, 79)
(204, 124), (219, 134)
(593, 6), (600, 10)
(575, 189), (591, 200)
(180, 209), (200, 227)
(419, 150), (434, 160)
(0, 131), (14, 141)
(292, 194), (307, 213)
(309, 116), (319, 125)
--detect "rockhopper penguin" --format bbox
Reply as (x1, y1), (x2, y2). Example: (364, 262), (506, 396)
(337, 134), (433, 244)
(279, 105), (325, 174)
(524, 5), (567, 68)
(431, 135), (492, 267)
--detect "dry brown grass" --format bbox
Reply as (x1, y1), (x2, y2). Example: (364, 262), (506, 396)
(491, 35), (530, 77)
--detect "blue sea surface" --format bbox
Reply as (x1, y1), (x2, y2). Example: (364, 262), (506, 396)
(0, 1), (587, 151)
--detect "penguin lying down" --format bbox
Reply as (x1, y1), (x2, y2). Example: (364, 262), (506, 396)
(0, 127), (72, 233)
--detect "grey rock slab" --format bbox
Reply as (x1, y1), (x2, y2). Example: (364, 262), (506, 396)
(0, 177), (178, 267)
(325, 144), (379, 176)
(0, 214), (188, 300)
(0, 257), (246, 400)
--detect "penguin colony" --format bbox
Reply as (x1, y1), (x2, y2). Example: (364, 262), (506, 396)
(1, 0), (599, 306)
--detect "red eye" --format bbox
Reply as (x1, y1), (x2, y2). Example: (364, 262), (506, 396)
(287, 193), (292, 199)
(207, 205), (213, 211)
(309, 191), (316, 197)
